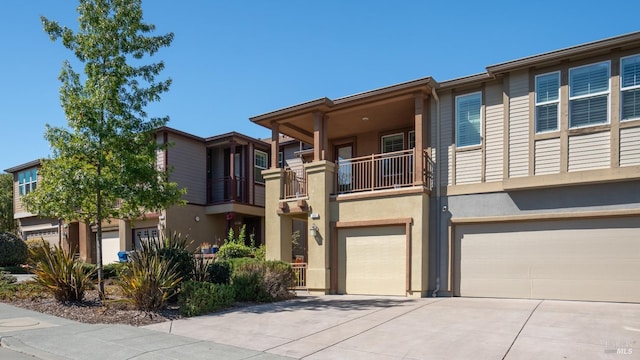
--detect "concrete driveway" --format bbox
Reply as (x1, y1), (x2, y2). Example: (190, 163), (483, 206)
(144, 295), (640, 359)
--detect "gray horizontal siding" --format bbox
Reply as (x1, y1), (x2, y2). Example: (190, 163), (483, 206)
(508, 71), (530, 178)
(534, 138), (560, 175)
(568, 132), (610, 172)
(485, 83), (504, 182)
(455, 149), (482, 184)
(620, 126), (640, 167)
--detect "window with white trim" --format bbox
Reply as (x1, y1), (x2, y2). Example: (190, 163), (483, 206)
(456, 92), (482, 147)
(18, 169), (37, 195)
(535, 72), (560, 132)
(621, 54), (640, 121)
(569, 61), (610, 128)
(254, 150), (268, 184)
(381, 133), (404, 153)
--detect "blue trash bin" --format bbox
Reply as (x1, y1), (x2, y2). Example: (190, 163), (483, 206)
(117, 251), (128, 262)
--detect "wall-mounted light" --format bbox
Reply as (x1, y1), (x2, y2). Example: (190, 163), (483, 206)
(194, 216), (200, 222)
(362, 117), (369, 121)
(309, 223), (319, 237)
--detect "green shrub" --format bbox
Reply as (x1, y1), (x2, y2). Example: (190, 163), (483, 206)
(191, 256), (212, 282)
(153, 231), (194, 282)
(178, 281), (235, 317)
(0, 281), (47, 301)
(0, 271), (16, 286)
(119, 240), (182, 312)
(0, 265), (29, 274)
(263, 260), (295, 300)
(231, 263), (269, 302)
(253, 244), (266, 261)
(25, 238), (47, 263)
(0, 232), (28, 267)
(29, 244), (95, 302)
(103, 262), (126, 279)
(217, 226), (255, 260)
(207, 260), (231, 285)
(229, 259), (295, 302)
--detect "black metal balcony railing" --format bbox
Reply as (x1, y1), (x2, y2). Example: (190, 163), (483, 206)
(207, 177), (247, 204)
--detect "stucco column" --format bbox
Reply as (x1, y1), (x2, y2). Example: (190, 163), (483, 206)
(118, 219), (132, 251)
(78, 222), (95, 263)
(263, 168), (292, 261)
(305, 160), (335, 294)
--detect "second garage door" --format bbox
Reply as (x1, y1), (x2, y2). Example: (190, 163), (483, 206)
(338, 226), (406, 296)
(454, 217), (640, 303)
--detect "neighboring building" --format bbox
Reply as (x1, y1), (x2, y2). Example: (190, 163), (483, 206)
(251, 32), (640, 302)
(5, 127), (271, 264)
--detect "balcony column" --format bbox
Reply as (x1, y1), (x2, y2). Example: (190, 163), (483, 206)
(230, 140), (236, 201)
(414, 93), (426, 185)
(313, 112), (327, 161)
(263, 168), (291, 261)
(304, 160), (335, 294)
(270, 123), (279, 168)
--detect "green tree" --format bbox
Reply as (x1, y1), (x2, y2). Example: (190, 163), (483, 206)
(0, 174), (17, 234)
(23, 0), (184, 299)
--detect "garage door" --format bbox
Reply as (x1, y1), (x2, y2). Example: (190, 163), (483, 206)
(455, 217), (640, 303)
(338, 226), (406, 296)
(102, 231), (120, 265)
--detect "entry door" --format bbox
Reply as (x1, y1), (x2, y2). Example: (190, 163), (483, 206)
(335, 144), (353, 193)
(224, 148), (244, 201)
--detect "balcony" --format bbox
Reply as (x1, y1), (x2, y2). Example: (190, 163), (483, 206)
(336, 149), (433, 194)
(279, 149), (433, 200)
(207, 177), (248, 204)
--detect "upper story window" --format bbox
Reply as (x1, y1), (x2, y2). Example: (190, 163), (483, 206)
(569, 61), (610, 128)
(381, 133), (404, 153)
(18, 168), (37, 195)
(535, 72), (560, 132)
(456, 92), (482, 147)
(408, 131), (415, 149)
(254, 150), (268, 184)
(621, 54), (640, 121)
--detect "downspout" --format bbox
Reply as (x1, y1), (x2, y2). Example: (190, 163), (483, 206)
(431, 88), (441, 297)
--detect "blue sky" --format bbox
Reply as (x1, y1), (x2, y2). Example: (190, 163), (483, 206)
(1, 0), (638, 172)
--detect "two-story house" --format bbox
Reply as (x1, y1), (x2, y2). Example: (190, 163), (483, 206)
(251, 32), (640, 303)
(5, 127), (273, 264)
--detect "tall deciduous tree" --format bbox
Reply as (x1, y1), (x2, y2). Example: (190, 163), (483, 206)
(0, 173), (17, 234)
(23, 0), (184, 299)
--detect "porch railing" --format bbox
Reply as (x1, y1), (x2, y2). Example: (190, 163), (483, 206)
(291, 262), (307, 289)
(336, 149), (433, 194)
(283, 168), (307, 199)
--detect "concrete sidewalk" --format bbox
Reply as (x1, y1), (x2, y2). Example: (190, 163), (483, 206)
(145, 295), (640, 359)
(0, 303), (291, 360)
(2, 296), (639, 359)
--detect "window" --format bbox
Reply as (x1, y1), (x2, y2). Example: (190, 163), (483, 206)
(535, 72), (560, 132)
(278, 152), (284, 168)
(381, 133), (404, 153)
(254, 150), (268, 184)
(18, 168), (37, 195)
(621, 54), (640, 121)
(569, 61), (610, 128)
(456, 92), (482, 147)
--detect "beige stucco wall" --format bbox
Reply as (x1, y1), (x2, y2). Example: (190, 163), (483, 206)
(165, 203), (223, 251)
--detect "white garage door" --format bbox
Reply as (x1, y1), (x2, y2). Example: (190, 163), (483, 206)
(102, 231), (120, 265)
(338, 226), (406, 296)
(455, 217), (640, 303)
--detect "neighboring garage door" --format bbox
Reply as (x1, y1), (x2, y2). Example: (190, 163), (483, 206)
(102, 231), (120, 265)
(455, 217), (640, 303)
(338, 226), (406, 296)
